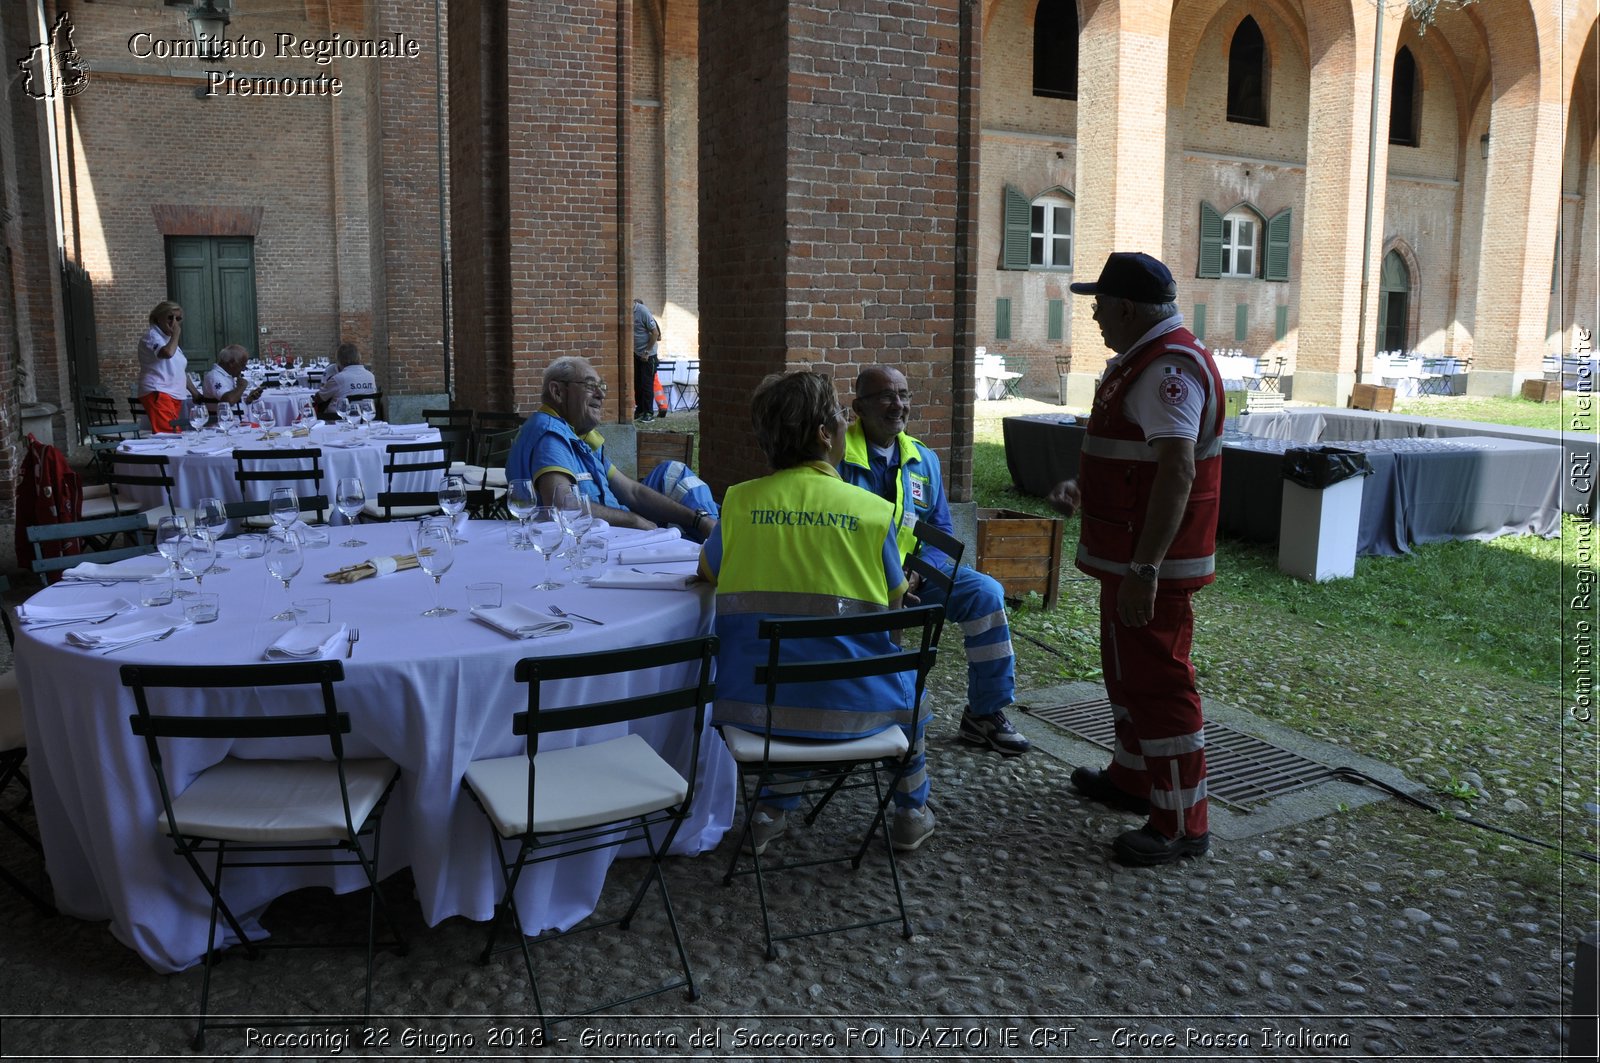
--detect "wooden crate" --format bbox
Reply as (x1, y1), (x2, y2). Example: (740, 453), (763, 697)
(1349, 383), (1395, 412)
(976, 508), (1065, 609)
(1521, 378), (1562, 403)
(636, 431), (694, 476)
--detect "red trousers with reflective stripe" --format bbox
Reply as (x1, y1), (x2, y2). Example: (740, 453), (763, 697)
(1099, 579), (1208, 839)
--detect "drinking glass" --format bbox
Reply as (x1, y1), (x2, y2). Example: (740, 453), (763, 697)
(247, 399), (267, 427)
(333, 397), (351, 427)
(414, 520), (457, 617)
(573, 529), (609, 585)
(216, 402), (237, 434)
(155, 515), (193, 596)
(178, 532), (217, 589)
(437, 473), (468, 543)
(269, 485), (299, 530)
(527, 506), (566, 591)
(555, 491), (592, 570)
(265, 528), (303, 621)
(505, 479), (536, 549)
(259, 405), (278, 435)
(188, 402), (209, 434)
(299, 399), (317, 430)
(358, 399), (376, 427)
(194, 496), (230, 572)
(335, 477), (368, 547)
(341, 401), (362, 430)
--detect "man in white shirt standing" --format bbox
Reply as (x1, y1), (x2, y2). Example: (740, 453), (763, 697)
(314, 342), (379, 417)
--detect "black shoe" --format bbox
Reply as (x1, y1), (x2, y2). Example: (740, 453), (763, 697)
(957, 707), (1031, 756)
(1112, 824), (1210, 866)
(1070, 766), (1150, 814)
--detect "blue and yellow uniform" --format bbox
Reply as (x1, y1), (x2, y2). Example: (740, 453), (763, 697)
(838, 421), (1017, 720)
(506, 407), (623, 507)
(699, 461), (930, 809)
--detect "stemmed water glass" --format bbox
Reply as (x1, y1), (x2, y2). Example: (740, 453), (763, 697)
(332, 397), (351, 428)
(335, 477), (368, 547)
(269, 485), (300, 531)
(437, 473), (468, 543)
(506, 479), (535, 549)
(259, 405), (278, 436)
(299, 399), (317, 430)
(341, 401), (362, 431)
(155, 515), (194, 597)
(265, 528), (303, 621)
(216, 402), (237, 435)
(188, 402), (209, 435)
(358, 399), (377, 428)
(527, 505), (566, 591)
(178, 532), (217, 590)
(194, 496), (230, 573)
(247, 399), (266, 429)
(414, 519), (456, 617)
(555, 491), (592, 572)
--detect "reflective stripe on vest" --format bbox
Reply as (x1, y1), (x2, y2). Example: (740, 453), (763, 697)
(1076, 547), (1216, 581)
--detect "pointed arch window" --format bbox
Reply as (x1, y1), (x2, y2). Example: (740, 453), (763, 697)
(1227, 17), (1268, 126)
(1033, 0), (1079, 100)
(1389, 47), (1419, 146)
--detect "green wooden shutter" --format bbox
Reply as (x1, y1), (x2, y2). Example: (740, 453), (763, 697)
(995, 298), (1012, 340)
(165, 237), (217, 374)
(1192, 303), (1207, 340)
(1198, 202), (1223, 278)
(1002, 186), (1031, 270)
(1264, 207), (1292, 281)
(1047, 299), (1064, 341)
(214, 238), (259, 358)
(1235, 304), (1249, 342)
(1275, 304), (1289, 341)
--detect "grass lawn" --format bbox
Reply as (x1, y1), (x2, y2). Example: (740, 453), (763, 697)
(1390, 393), (1586, 431)
(970, 396), (1596, 912)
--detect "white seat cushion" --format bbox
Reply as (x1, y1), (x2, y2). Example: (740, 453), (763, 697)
(78, 495), (127, 519)
(464, 733), (688, 838)
(449, 462), (509, 490)
(82, 483), (112, 500)
(0, 673), (25, 752)
(159, 757), (398, 844)
(718, 724), (908, 765)
(360, 499), (441, 520)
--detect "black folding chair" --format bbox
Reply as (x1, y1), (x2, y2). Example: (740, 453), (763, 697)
(421, 408), (474, 431)
(718, 603), (942, 959)
(0, 575), (54, 913)
(103, 451), (184, 529)
(26, 513), (154, 586)
(230, 448), (329, 527)
(122, 660), (406, 1050)
(360, 441), (450, 521)
(463, 636), (717, 1033)
(906, 519), (963, 643)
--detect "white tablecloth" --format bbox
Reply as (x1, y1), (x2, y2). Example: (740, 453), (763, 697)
(13, 521), (733, 972)
(253, 386), (317, 428)
(116, 424), (443, 520)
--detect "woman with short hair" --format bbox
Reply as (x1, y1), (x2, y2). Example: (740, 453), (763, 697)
(136, 300), (192, 434)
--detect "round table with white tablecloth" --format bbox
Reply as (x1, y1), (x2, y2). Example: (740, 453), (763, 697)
(12, 520), (732, 972)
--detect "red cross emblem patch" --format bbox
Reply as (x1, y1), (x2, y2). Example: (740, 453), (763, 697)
(1160, 366), (1189, 406)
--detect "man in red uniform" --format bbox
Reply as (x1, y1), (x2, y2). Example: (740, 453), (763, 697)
(1047, 252), (1224, 866)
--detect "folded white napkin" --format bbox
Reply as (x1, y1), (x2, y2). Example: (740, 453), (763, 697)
(265, 623), (349, 660)
(378, 425), (431, 440)
(118, 438), (173, 452)
(285, 521), (331, 548)
(470, 603), (573, 640)
(66, 613), (189, 648)
(593, 525), (683, 558)
(320, 438), (367, 449)
(63, 557), (173, 582)
(17, 597), (133, 623)
(587, 570), (698, 591)
(186, 443), (235, 457)
(617, 541), (702, 565)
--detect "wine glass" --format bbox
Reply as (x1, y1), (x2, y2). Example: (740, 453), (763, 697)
(527, 506), (566, 591)
(333, 397), (351, 428)
(188, 402), (209, 434)
(414, 519), (457, 617)
(194, 496), (230, 573)
(505, 479), (536, 549)
(297, 399), (316, 430)
(335, 477), (367, 547)
(155, 515), (193, 596)
(259, 405), (278, 436)
(269, 485), (300, 530)
(178, 532), (217, 589)
(265, 528), (303, 621)
(247, 399), (266, 428)
(358, 399), (377, 428)
(216, 402), (237, 434)
(341, 401), (362, 430)
(555, 491), (592, 571)
(437, 473), (468, 543)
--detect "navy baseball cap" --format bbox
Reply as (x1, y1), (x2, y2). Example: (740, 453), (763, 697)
(1069, 252), (1178, 303)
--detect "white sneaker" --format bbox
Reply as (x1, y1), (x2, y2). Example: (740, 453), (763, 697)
(890, 805), (936, 852)
(747, 808), (788, 856)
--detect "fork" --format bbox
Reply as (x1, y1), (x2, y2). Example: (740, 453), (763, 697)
(97, 628), (176, 655)
(547, 604), (603, 626)
(26, 612), (123, 630)
(346, 626), (360, 658)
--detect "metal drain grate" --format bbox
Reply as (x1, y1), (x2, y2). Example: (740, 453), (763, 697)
(1027, 698), (1336, 808)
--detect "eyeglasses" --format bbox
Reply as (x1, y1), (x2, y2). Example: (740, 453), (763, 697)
(830, 406), (856, 424)
(560, 378), (608, 396)
(860, 388), (911, 406)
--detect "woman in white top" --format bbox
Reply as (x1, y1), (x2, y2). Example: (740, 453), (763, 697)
(137, 300), (194, 434)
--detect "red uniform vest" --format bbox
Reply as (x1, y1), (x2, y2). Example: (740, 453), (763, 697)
(1075, 326), (1224, 589)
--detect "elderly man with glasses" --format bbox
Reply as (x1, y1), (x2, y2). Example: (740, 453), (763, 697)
(507, 355), (716, 539)
(837, 365), (1032, 757)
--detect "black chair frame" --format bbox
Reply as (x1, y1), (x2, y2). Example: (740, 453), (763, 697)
(26, 513), (154, 585)
(122, 660), (407, 1050)
(230, 448), (330, 524)
(104, 451), (181, 522)
(469, 636), (717, 1033)
(906, 519), (963, 645)
(372, 441), (451, 520)
(721, 603), (943, 959)
(421, 407), (474, 430)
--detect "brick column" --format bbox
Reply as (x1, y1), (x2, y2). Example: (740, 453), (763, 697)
(1289, 0), (1386, 406)
(699, 0), (978, 496)
(660, 0), (698, 352)
(450, 0), (630, 417)
(1063, 0), (1173, 407)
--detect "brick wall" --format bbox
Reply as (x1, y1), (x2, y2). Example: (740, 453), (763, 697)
(660, 0), (699, 355)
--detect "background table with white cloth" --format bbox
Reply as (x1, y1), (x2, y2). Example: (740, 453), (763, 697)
(251, 386), (318, 428)
(13, 521), (733, 972)
(115, 424), (443, 518)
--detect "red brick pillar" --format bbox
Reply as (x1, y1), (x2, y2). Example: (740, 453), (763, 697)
(698, 0), (979, 497)
(449, 0), (631, 418)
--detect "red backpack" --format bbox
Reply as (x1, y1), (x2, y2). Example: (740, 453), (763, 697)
(13, 434), (83, 571)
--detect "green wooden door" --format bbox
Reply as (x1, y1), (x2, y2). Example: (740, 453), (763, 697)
(165, 237), (258, 372)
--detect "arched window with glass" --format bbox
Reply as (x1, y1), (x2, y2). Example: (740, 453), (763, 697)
(1388, 46), (1420, 147)
(1226, 16), (1268, 126)
(1032, 0), (1079, 100)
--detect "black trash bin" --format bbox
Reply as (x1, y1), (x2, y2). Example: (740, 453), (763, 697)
(1278, 447), (1372, 582)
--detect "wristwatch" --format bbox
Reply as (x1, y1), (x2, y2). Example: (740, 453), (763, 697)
(1128, 561), (1159, 583)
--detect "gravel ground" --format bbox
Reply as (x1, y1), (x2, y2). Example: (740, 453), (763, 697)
(0, 689), (1588, 1060)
